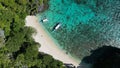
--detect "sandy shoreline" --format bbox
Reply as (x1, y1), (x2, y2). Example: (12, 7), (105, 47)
(25, 16), (79, 66)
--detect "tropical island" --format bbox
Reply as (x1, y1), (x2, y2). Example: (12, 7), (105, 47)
(0, 0), (120, 68)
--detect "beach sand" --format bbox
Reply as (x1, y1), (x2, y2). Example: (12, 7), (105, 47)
(25, 16), (79, 66)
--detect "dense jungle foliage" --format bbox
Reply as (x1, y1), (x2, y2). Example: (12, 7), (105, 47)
(0, 0), (65, 68)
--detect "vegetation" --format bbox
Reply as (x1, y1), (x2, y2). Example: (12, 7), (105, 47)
(0, 0), (65, 68)
(80, 46), (120, 68)
(0, 29), (5, 48)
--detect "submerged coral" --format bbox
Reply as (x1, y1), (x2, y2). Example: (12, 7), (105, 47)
(38, 0), (120, 60)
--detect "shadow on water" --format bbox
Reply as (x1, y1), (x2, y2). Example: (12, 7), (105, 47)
(78, 46), (120, 68)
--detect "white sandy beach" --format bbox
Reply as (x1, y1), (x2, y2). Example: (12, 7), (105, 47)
(25, 16), (79, 66)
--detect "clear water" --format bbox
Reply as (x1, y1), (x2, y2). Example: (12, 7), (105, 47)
(38, 0), (120, 60)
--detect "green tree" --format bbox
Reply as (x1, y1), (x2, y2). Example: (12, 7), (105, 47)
(0, 0), (65, 68)
(0, 29), (5, 48)
(6, 31), (25, 52)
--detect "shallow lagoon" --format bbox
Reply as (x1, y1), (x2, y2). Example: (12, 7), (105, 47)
(38, 0), (120, 60)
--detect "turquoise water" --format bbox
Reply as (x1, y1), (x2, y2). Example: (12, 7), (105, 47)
(38, 0), (120, 60)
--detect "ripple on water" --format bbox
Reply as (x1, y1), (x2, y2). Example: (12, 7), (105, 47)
(38, 0), (120, 60)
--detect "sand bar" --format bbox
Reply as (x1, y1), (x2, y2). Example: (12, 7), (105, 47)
(25, 16), (79, 66)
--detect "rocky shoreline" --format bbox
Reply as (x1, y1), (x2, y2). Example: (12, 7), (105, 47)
(28, 0), (49, 15)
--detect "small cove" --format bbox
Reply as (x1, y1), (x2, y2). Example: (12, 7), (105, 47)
(37, 0), (120, 61)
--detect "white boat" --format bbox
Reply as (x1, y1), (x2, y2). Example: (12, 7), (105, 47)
(52, 23), (61, 31)
(43, 18), (48, 22)
(41, 18), (48, 22)
(55, 23), (61, 30)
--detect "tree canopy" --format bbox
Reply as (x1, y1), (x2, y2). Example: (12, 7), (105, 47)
(0, 0), (65, 68)
(79, 46), (120, 68)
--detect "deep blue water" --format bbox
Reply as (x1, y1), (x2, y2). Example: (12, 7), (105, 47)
(38, 0), (120, 60)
